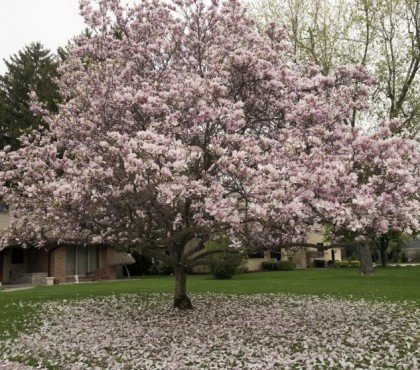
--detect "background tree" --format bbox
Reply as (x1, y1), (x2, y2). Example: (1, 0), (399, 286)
(249, 0), (420, 267)
(248, 0), (420, 136)
(0, 42), (60, 150)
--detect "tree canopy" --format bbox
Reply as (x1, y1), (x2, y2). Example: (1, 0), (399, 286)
(0, 0), (418, 308)
(0, 42), (60, 150)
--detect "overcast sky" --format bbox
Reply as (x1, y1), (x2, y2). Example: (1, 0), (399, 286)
(0, 0), (86, 74)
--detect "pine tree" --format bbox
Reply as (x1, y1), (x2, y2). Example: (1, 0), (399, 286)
(0, 42), (60, 150)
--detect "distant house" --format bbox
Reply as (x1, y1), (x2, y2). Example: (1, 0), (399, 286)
(405, 239), (420, 262)
(0, 210), (117, 285)
(245, 231), (343, 271)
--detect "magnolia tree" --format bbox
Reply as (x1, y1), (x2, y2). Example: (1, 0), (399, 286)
(305, 120), (420, 274)
(0, 0), (418, 308)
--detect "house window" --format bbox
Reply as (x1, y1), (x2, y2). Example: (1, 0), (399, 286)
(270, 251), (281, 260)
(248, 251), (265, 258)
(331, 249), (335, 261)
(66, 246), (100, 276)
(11, 248), (24, 264)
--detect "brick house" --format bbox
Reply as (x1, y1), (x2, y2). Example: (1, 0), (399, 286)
(0, 211), (117, 285)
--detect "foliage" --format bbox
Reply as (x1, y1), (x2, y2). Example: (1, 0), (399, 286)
(261, 262), (279, 271)
(261, 260), (296, 271)
(208, 246), (245, 280)
(400, 251), (409, 263)
(125, 251), (153, 276)
(313, 259), (326, 268)
(342, 244), (359, 261)
(388, 235), (410, 262)
(326, 260), (335, 267)
(278, 260), (296, 271)
(248, 0), (420, 136)
(149, 262), (174, 276)
(334, 261), (350, 268)
(0, 42), (60, 150)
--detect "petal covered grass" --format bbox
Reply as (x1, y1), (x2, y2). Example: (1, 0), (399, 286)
(1, 293), (419, 369)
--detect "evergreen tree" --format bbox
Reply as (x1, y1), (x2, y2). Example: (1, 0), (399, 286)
(0, 42), (60, 150)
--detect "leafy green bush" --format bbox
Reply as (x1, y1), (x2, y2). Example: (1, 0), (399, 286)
(149, 262), (174, 275)
(261, 260), (296, 271)
(326, 260), (335, 267)
(334, 261), (349, 268)
(261, 262), (279, 271)
(208, 250), (245, 280)
(349, 260), (360, 267)
(400, 251), (408, 263)
(278, 260), (296, 271)
(313, 259), (326, 268)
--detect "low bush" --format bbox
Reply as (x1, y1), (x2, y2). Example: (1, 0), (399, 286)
(400, 251), (408, 263)
(149, 262), (174, 275)
(278, 260), (296, 271)
(313, 259), (326, 268)
(334, 261), (349, 268)
(349, 260), (360, 267)
(261, 262), (279, 271)
(208, 250), (245, 280)
(326, 260), (335, 267)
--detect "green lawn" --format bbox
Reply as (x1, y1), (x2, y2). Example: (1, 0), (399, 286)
(1, 267), (420, 337)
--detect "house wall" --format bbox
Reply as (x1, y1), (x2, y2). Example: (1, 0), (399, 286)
(0, 210), (118, 284)
(244, 251), (277, 272)
(53, 245), (117, 283)
(51, 247), (67, 284)
(324, 248), (342, 261)
(27, 248), (49, 273)
(1, 249), (29, 283)
(99, 246), (117, 280)
(283, 246), (343, 269)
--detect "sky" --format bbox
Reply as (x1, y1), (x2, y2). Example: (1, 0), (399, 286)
(0, 0), (86, 74)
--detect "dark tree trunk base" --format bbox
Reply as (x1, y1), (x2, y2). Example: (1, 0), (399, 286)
(358, 243), (374, 276)
(380, 235), (388, 268)
(173, 295), (194, 310)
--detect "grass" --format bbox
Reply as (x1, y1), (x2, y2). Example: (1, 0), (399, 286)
(1, 267), (420, 337)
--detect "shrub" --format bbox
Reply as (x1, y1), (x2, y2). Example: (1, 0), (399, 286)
(261, 262), (279, 271)
(349, 260), (360, 267)
(326, 260), (335, 267)
(334, 261), (349, 268)
(400, 251), (408, 263)
(313, 259), (326, 268)
(278, 260), (296, 271)
(208, 250), (245, 280)
(149, 262), (174, 275)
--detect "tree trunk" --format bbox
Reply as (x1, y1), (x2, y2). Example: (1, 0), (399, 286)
(173, 267), (193, 310)
(358, 244), (374, 276)
(379, 235), (388, 268)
